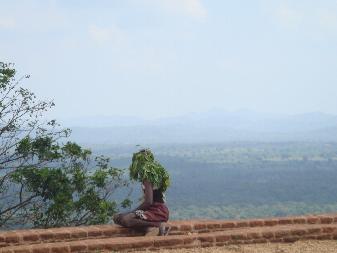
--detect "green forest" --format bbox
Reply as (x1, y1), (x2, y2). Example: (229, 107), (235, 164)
(100, 142), (337, 220)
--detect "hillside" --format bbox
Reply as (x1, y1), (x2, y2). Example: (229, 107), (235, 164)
(90, 142), (337, 221)
(64, 111), (337, 144)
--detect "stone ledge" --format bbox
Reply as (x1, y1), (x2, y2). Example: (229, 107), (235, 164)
(0, 213), (336, 249)
(2, 223), (337, 253)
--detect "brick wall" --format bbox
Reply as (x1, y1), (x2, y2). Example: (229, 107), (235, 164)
(1, 213), (337, 252)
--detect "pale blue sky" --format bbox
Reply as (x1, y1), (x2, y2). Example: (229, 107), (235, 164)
(1, 0), (337, 120)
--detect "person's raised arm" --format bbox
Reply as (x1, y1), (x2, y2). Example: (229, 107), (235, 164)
(132, 180), (153, 211)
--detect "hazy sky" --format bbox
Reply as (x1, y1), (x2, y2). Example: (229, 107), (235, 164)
(1, 0), (337, 120)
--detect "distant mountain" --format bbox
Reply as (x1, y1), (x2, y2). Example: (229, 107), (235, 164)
(63, 110), (337, 145)
(59, 115), (146, 127)
(150, 110), (337, 132)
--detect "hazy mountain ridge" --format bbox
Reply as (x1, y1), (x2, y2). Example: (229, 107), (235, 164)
(63, 111), (337, 144)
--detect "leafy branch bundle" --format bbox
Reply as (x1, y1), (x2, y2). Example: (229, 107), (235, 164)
(129, 149), (170, 192)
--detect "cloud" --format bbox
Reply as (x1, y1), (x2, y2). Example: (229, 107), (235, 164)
(145, 0), (207, 19)
(318, 10), (337, 30)
(88, 24), (125, 45)
(273, 3), (337, 32)
(0, 17), (16, 29)
(275, 4), (303, 28)
(0, 1), (68, 32)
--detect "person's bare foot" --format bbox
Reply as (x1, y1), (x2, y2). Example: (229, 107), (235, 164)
(159, 223), (171, 236)
(144, 227), (159, 236)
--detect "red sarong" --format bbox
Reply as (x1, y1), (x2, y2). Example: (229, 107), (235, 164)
(135, 202), (169, 222)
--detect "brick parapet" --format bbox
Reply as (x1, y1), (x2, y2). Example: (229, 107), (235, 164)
(2, 224), (337, 252)
(1, 213), (337, 252)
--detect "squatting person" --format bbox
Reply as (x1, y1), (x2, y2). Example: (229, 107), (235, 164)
(113, 149), (171, 236)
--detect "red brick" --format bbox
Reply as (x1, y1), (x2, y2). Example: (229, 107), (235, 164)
(264, 220), (278, 226)
(1, 249), (14, 253)
(105, 242), (131, 251)
(154, 238), (184, 247)
(290, 229), (306, 236)
(307, 228), (322, 234)
(193, 223), (207, 230)
(206, 223), (221, 229)
(262, 231), (274, 239)
(221, 222), (236, 229)
(201, 242), (214, 247)
(87, 240), (107, 251)
(293, 218), (306, 224)
(51, 245), (70, 253)
(5, 233), (20, 244)
(38, 231), (54, 241)
(278, 218), (293, 225)
(247, 232), (261, 239)
(52, 230), (70, 240)
(131, 240), (154, 249)
(249, 220), (264, 227)
(320, 217), (334, 224)
(275, 230), (291, 238)
(69, 229), (87, 239)
(168, 225), (179, 231)
(231, 233), (247, 240)
(322, 227), (336, 233)
(0, 242), (7, 248)
(0, 235), (5, 242)
(22, 233), (39, 242)
(283, 236), (299, 243)
(31, 245), (51, 253)
(183, 236), (197, 245)
(180, 224), (192, 231)
(307, 217), (319, 224)
(198, 230), (210, 234)
(69, 242), (87, 252)
(87, 228), (102, 237)
(101, 229), (116, 237)
(115, 227), (129, 234)
(215, 234), (231, 242)
(236, 221), (249, 228)
(197, 235), (214, 243)
(12, 247), (31, 253)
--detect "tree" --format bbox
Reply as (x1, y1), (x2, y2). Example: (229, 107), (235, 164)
(0, 62), (131, 229)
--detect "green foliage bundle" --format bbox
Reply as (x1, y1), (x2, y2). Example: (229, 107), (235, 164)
(129, 149), (170, 192)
